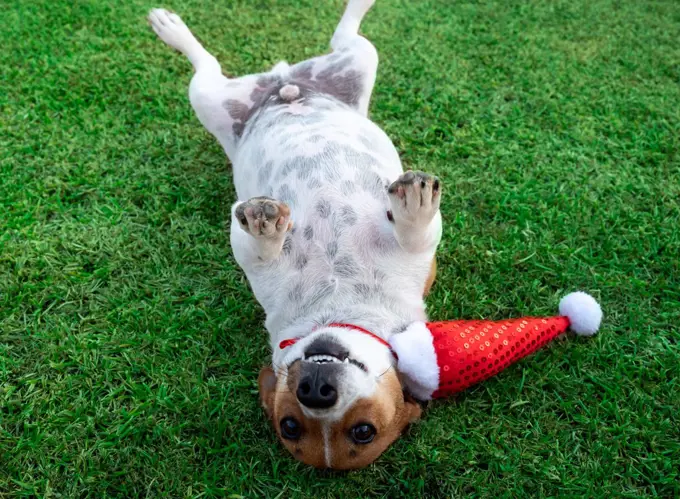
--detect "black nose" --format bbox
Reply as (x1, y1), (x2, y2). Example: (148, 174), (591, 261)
(296, 374), (338, 409)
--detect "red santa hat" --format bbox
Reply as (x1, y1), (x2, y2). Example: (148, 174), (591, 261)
(390, 292), (603, 400)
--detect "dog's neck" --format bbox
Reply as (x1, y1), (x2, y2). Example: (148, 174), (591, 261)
(268, 301), (426, 351)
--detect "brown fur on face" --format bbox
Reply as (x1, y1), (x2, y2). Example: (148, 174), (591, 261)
(259, 365), (421, 469)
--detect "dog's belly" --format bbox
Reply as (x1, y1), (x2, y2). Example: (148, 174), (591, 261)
(231, 96), (401, 202)
(231, 98), (432, 334)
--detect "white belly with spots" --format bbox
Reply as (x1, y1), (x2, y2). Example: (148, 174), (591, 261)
(230, 97), (433, 338)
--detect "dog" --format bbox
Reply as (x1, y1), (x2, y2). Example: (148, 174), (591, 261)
(148, 0), (442, 469)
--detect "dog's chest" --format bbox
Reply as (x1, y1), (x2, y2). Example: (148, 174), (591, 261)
(231, 98), (431, 331)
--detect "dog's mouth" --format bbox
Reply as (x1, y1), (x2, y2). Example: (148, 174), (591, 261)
(300, 338), (368, 372)
(303, 353), (367, 372)
(305, 353), (348, 364)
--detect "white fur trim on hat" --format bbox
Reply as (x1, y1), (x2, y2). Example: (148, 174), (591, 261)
(559, 291), (603, 336)
(389, 322), (439, 400)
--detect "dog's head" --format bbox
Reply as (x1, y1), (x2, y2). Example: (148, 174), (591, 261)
(259, 327), (421, 469)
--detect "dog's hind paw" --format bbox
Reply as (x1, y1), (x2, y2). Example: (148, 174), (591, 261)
(148, 8), (195, 52)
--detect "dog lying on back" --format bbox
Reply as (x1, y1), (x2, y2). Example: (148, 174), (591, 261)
(148, 0), (442, 468)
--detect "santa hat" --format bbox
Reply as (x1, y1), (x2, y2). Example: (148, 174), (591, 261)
(390, 292), (603, 400)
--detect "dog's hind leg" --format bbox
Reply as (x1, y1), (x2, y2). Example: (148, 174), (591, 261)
(331, 0), (377, 50)
(148, 8), (266, 160)
(148, 8), (218, 72)
(286, 0), (379, 117)
(328, 0), (379, 116)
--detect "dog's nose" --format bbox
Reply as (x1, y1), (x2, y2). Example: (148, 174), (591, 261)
(296, 373), (338, 409)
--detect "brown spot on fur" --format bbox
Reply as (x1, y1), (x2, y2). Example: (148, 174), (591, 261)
(424, 257), (437, 296)
(232, 122), (245, 136)
(291, 61), (314, 81)
(290, 54), (364, 108)
(224, 99), (249, 121)
(316, 56), (353, 80)
(315, 68), (363, 107)
(257, 74), (279, 87)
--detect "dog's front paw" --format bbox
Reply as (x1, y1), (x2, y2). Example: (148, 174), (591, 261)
(387, 171), (441, 226)
(235, 197), (292, 238)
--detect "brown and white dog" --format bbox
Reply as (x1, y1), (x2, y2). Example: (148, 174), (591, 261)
(148, 0), (441, 469)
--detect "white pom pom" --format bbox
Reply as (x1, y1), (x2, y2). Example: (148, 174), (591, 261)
(279, 84), (300, 101)
(559, 292), (603, 336)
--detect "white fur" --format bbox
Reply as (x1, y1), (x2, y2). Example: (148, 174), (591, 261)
(389, 322), (439, 400)
(559, 291), (602, 336)
(322, 423), (332, 467)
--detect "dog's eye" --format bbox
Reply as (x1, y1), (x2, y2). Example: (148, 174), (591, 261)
(280, 417), (302, 440)
(350, 423), (376, 444)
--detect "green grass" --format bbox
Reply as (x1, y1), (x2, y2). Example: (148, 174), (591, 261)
(1, 0), (679, 496)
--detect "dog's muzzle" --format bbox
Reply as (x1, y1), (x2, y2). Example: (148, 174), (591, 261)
(295, 338), (350, 409)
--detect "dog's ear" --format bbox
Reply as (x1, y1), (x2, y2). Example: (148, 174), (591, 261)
(258, 367), (277, 419)
(402, 391), (423, 425)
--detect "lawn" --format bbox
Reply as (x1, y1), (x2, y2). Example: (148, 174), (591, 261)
(1, 0), (679, 496)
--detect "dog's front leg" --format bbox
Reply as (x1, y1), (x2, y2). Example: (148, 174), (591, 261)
(387, 171), (442, 254)
(230, 197), (293, 265)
